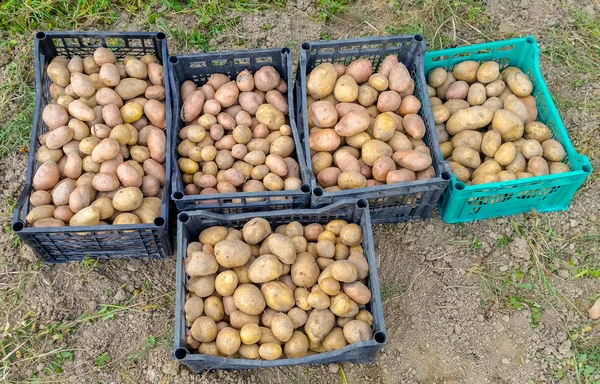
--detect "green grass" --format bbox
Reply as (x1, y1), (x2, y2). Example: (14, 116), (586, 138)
(315, 0), (356, 22)
(380, 282), (405, 301)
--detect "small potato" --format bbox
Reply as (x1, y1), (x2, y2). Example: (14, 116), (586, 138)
(527, 156), (549, 176)
(549, 162), (570, 174)
(524, 121), (552, 143)
(485, 79), (506, 97)
(309, 101), (338, 128)
(45, 126), (74, 150)
(446, 81), (469, 100)
(481, 130), (502, 157)
(506, 151), (527, 173)
(505, 71), (533, 97)
(254, 66), (280, 92)
(305, 309), (336, 343)
(428, 67), (448, 88)
(452, 60), (479, 83)
(449, 161), (470, 182)
(330, 293), (359, 318)
(452, 146), (481, 169)
(377, 91), (401, 113)
(33, 161), (60, 191)
(334, 108), (370, 137)
(345, 59), (372, 83)
(114, 78), (147, 100)
(435, 72), (456, 100)
(403, 113), (426, 140)
(452, 130), (482, 152)
(204, 296), (225, 322)
(440, 141), (453, 159)
(361, 140), (393, 166)
(47, 62), (70, 87)
(472, 160), (501, 180)
(494, 142), (517, 166)
(26, 205), (55, 225)
(113, 213), (140, 225)
(343, 320), (373, 344)
(291, 252), (320, 288)
(497, 170), (517, 181)
(503, 94), (529, 123)
(69, 206), (100, 226)
(542, 139), (566, 162)
(398, 95), (422, 116)
(191, 316), (218, 343)
(261, 281), (295, 312)
(482, 97), (503, 113)
(368, 73), (389, 92)
(477, 61), (500, 84)
(248, 254), (283, 283)
(521, 139), (544, 159)
(337, 171), (367, 190)
(388, 63), (412, 93)
(431, 104), (450, 124)
(392, 150), (432, 172)
(215, 239), (251, 268)
(467, 83), (486, 106)
(112, 187), (143, 211)
(259, 343), (282, 360)
(271, 313), (294, 342)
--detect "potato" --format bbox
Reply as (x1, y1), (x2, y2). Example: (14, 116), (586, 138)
(392, 150), (432, 172)
(270, 313), (294, 343)
(428, 67), (448, 88)
(491, 109), (524, 142)
(446, 81), (469, 100)
(147, 62), (164, 85)
(330, 293), (359, 317)
(505, 151), (526, 173)
(343, 320), (372, 344)
(261, 281), (294, 312)
(185, 296), (204, 323)
(336, 171), (366, 190)
(549, 162), (570, 174)
(191, 316), (218, 343)
(435, 72), (456, 100)
(467, 83), (486, 106)
(284, 331), (309, 358)
(69, 205), (100, 226)
(497, 170), (517, 181)
(239, 323), (261, 345)
(472, 173), (498, 185)
(204, 296), (225, 322)
(388, 63), (411, 93)
(452, 60), (479, 82)
(446, 106), (494, 135)
(481, 130), (502, 157)
(520, 139), (543, 159)
(542, 139), (566, 161)
(304, 309), (335, 342)
(485, 79), (506, 98)
(452, 146), (481, 169)
(472, 160), (501, 180)
(306, 63), (337, 99)
(452, 130), (482, 152)
(290, 252), (320, 288)
(26, 205), (55, 224)
(241, 217), (271, 245)
(476, 61), (500, 84)
(262, 233), (295, 265)
(212, 239), (251, 268)
(503, 94), (529, 123)
(246, 254), (282, 283)
(309, 101), (338, 128)
(494, 142), (517, 166)
(112, 187), (143, 211)
(334, 108), (370, 137)
(343, 281), (371, 305)
(33, 161), (60, 191)
(505, 71), (533, 97)
(448, 161), (469, 182)
(258, 343), (282, 360)
(360, 139), (392, 167)
(230, 284), (265, 316)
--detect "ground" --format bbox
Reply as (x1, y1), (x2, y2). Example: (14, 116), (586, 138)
(0, 0), (599, 383)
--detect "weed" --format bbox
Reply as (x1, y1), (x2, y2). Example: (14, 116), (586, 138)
(496, 235), (513, 248)
(315, 0), (355, 22)
(555, 325), (600, 383)
(472, 236), (482, 250)
(95, 352), (110, 367)
(381, 282), (405, 301)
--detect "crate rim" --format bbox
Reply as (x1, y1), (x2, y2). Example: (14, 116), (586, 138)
(168, 46), (311, 209)
(12, 30), (173, 260)
(298, 34), (452, 201)
(173, 198), (388, 367)
(424, 36), (593, 193)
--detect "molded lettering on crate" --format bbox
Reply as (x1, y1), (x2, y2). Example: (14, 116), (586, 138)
(516, 186), (560, 200)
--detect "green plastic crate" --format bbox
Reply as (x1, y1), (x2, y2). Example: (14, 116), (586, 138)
(424, 36), (592, 223)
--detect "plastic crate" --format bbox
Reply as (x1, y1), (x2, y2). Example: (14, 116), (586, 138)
(12, 31), (173, 263)
(173, 199), (387, 372)
(424, 36), (593, 223)
(295, 35), (452, 224)
(168, 48), (311, 213)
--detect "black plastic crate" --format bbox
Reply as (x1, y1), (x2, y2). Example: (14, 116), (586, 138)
(174, 199), (387, 371)
(168, 48), (311, 213)
(12, 31), (173, 263)
(295, 35), (452, 223)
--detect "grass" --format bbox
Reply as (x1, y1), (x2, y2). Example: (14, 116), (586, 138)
(380, 282), (405, 302)
(315, 0), (356, 22)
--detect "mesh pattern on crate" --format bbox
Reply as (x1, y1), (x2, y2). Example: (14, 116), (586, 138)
(52, 36), (157, 60)
(26, 228), (167, 261)
(175, 202), (386, 370)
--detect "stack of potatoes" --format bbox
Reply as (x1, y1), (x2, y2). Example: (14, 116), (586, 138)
(307, 55), (435, 191)
(427, 60), (569, 185)
(27, 48), (167, 227)
(177, 67), (303, 197)
(184, 218), (375, 360)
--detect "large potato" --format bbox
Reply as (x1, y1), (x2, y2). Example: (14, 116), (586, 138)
(304, 309), (335, 342)
(491, 109), (524, 142)
(215, 239), (251, 268)
(446, 107), (494, 135)
(112, 187), (143, 211)
(233, 284), (266, 316)
(261, 281), (294, 312)
(248, 254), (283, 283)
